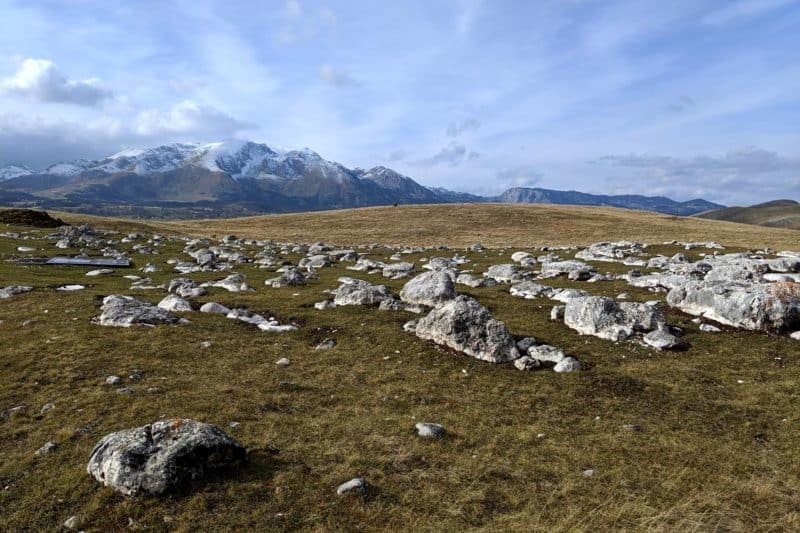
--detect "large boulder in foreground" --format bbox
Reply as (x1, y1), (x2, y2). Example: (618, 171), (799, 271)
(98, 295), (178, 327)
(87, 419), (246, 496)
(414, 295), (520, 363)
(564, 296), (665, 341)
(399, 271), (456, 307)
(667, 280), (800, 331)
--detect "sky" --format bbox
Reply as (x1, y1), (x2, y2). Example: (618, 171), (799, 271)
(0, 0), (798, 205)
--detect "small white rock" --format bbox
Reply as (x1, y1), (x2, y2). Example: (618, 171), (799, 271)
(336, 477), (367, 496)
(276, 358), (290, 366)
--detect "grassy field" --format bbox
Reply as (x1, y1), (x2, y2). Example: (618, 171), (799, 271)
(52, 203), (800, 249)
(1, 206), (800, 531)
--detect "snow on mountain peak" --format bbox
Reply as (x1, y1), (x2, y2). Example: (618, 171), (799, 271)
(0, 165), (34, 181)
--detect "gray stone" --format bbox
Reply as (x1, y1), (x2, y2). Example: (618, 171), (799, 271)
(554, 357), (582, 372)
(157, 294), (193, 313)
(275, 358), (290, 366)
(484, 264), (524, 283)
(399, 271), (456, 308)
(643, 329), (688, 350)
(699, 323), (721, 332)
(98, 295), (178, 327)
(513, 356), (541, 371)
(550, 305), (565, 321)
(382, 262), (416, 279)
(564, 296), (665, 341)
(200, 302), (231, 315)
(413, 295), (520, 363)
(516, 337), (537, 352)
(87, 419), (246, 496)
(528, 344), (566, 363)
(510, 281), (552, 299)
(333, 278), (393, 306)
(667, 280), (800, 331)
(315, 338), (337, 350)
(36, 441), (58, 456)
(336, 477), (367, 496)
(0, 285), (33, 299)
(415, 422), (446, 439)
(106, 376), (122, 385)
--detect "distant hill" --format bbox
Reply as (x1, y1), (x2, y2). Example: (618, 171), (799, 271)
(493, 187), (723, 216)
(695, 199), (800, 230)
(0, 139), (723, 218)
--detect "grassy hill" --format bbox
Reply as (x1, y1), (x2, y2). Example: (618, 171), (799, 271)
(695, 199), (800, 230)
(51, 203), (800, 250)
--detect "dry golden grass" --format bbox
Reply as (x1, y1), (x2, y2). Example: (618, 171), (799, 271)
(53, 203), (800, 249)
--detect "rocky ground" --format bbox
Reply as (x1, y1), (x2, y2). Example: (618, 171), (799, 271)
(1, 219), (799, 531)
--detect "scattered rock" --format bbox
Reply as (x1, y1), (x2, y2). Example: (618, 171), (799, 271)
(564, 296), (665, 342)
(554, 357), (582, 373)
(413, 295), (520, 363)
(200, 302), (231, 315)
(0, 285), (33, 299)
(87, 419), (246, 496)
(63, 515), (80, 530)
(643, 329), (688, 351)
(157, 294), (193, 312)
(276, 357), (290, 366)
(86, 268), (115, 277)
(333, 278), (393, 306)
(315, 338), (336, 350)
(513, 356), (541, 371)
(106, 376), (122, 385)
(336, 477), (368, 496)
(97, 295), (178, 327)
(415, 422), (446, 439)
(399, 271), (456, 308)
(667, 281), (800, 331)
(35, 441), (58, 456)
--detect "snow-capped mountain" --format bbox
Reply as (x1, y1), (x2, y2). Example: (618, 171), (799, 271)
(0, 165), (34, 181)
(0, 140), (724, 218)
(10, 140), (356, 182)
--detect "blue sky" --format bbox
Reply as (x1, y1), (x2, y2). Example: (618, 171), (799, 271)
(0, 0), (798, 205)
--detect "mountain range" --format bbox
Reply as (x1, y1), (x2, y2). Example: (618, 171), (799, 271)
(0, 140), (724, 218)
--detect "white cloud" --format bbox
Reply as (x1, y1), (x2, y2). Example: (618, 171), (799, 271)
(134, 100), (254, 137)
(283, 0), (303, 20)
(702, 0), (794, 26)
(446, 117), (481, 137)
(412, 143), (468, 166)
(496, 165), (543, 188)
(2, 58), (112, 107)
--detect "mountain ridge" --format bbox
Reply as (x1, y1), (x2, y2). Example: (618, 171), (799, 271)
(0, 140), (725, 218)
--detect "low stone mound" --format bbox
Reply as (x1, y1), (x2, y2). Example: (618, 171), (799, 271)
(87, 419), (246, 496)
(0, 208), (65, 228)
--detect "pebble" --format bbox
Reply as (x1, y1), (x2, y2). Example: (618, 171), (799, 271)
(35, 441), (58, 456)
(64, 515), (80, 529)
(40, 403), (55, 414)
(415, 422), (446, 439)
(315, 338), (337, 350)
(336, 477), (367, 496)
(276, 358), (290, 366)
(105, 375), (121, 385)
